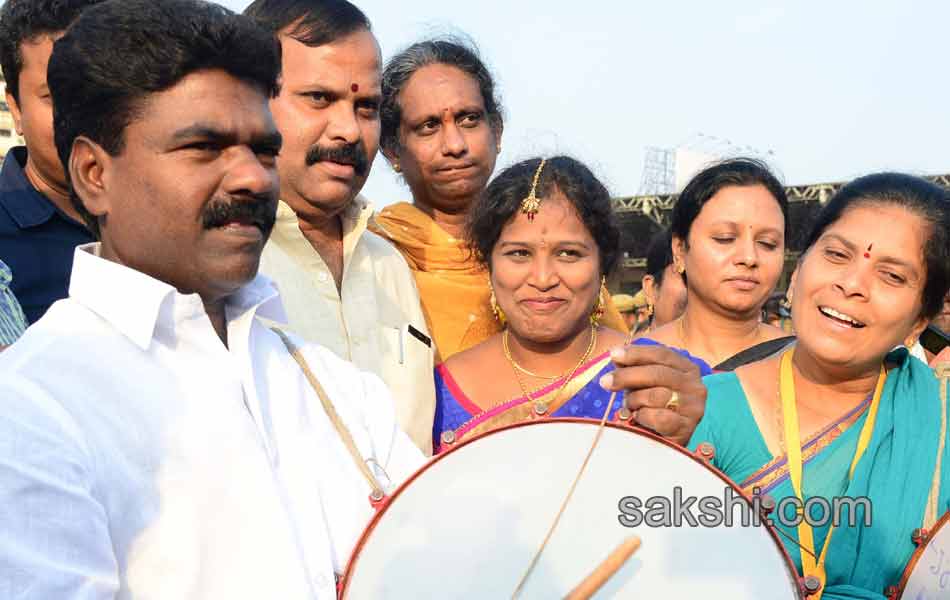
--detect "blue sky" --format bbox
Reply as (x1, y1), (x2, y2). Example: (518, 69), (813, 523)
(221, 0), (949, 206)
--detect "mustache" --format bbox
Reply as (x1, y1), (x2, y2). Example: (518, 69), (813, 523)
(305, 142), (369, 176)
(201, 195), (277, 234)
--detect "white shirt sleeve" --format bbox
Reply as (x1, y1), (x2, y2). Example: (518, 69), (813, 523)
(357, 369), (427, 490)
(0, 380), (119, 599)
(295, 341), (427, 491)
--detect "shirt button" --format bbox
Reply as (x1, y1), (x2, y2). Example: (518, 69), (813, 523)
(317, 272), (329, 283)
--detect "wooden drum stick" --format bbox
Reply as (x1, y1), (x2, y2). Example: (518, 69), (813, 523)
(564, 536), (642, 600)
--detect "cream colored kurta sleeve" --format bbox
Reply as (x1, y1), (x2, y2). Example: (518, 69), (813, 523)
(261, 198), (436, 455)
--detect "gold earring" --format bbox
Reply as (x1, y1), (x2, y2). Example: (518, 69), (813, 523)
(905, 335), (917, 348)
(490, 285), (506, 325)
(675, 263), (685, 275)
(590, 276), (607, 326)
(392, 162), (401, 173)
(646, 304), (654, 317)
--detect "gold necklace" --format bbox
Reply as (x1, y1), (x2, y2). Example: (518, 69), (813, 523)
(503, 330), (559, 380)
(505, 325), (598, 416)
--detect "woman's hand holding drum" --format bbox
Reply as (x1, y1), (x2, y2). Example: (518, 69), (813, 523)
(598, 343), (707, 445)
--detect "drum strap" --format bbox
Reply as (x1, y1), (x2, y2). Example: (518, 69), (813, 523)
(780, 349), (886, 600)
(271, 328), (387, 503)
(924, 367), (950, 529)
(511, 390), (623, 598)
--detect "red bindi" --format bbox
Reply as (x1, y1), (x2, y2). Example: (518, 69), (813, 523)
(351, 83), (359, 93)
(864, 244), (872, 259)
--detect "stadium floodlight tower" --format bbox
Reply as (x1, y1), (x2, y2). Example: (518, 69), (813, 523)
(638, 133), (776, 196)
(637, 146), (676, 196)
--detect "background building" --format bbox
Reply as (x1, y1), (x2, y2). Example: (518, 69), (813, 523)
(0, 76), (24, 158)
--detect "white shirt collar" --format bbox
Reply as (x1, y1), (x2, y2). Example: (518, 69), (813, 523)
(68, 242), (287, 351)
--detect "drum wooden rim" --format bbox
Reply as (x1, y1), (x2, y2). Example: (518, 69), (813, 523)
(339, 418), (804, 597)
(892, 509), (950, 596)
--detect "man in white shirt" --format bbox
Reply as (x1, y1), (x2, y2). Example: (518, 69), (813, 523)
(0, 1), (422, 598)
(243, 1), (436, 454)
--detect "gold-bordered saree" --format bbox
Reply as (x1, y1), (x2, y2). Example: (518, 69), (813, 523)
(738, 395), (872, 497)
(432, 350), (624, 453)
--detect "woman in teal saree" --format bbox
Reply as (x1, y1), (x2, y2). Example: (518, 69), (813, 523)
(689, 173), (950, 599)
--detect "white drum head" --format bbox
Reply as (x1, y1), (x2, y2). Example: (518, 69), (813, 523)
(898, 511), (950, 598)
(342, 420), (801, 598)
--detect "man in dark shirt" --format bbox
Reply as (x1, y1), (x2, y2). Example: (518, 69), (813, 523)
(0, 0), (101, 323)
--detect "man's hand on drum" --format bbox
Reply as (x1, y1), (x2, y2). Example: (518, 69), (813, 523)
(599, 344), (707, 446)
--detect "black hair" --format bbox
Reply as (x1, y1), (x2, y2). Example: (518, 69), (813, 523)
(644, 228), (674, 287)
(0, 0), (103, 103)
(470, 156), (619, 277)
(762, 292), (788, 319)
(803, 172), (950, 320)
(671, 157), (789, 244)
(243, 0), (369, 45)
(48, 0), (281, 237)
(380, 37), (502, 154)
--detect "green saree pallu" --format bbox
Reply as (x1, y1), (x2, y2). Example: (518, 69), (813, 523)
(689, 349), (950, 599)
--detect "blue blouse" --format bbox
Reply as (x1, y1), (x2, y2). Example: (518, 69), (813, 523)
(630, 337), (714, 375)
(432, 354), (624, 450)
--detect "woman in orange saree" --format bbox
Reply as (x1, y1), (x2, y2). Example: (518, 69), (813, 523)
(371, 39), (626, 362)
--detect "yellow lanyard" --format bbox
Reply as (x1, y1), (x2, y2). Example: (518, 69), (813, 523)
(779, 350), (886, 599)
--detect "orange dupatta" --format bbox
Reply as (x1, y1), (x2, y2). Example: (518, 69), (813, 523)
(370, 202), (628, 362)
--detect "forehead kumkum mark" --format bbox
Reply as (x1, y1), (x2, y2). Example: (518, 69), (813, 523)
(351, 83), (359, 93)
(864, 244), (872, 259)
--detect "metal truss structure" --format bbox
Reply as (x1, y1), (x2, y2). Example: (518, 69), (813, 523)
(614, 174), (950, 227)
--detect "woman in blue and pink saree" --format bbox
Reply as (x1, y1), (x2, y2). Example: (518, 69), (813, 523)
(431, 157), (630, 454)
(689, 173), (950, 599)
(434, 348), (625, 451)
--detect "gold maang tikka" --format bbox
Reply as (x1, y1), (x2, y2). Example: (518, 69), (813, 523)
(519, 158), (547, 221)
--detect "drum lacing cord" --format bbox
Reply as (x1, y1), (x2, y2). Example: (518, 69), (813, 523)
(272, 328), (386, 500)
(511, 390), (622, 599)
(924, 367), (950, 528)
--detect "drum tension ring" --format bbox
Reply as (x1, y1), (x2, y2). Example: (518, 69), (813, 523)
(694, 443), (716, 463)
(757, 494), (776, 516)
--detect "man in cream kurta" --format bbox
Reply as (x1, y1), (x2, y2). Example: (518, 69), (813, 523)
(261, 197), (436, 454)
(245, 1), (435, 455)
